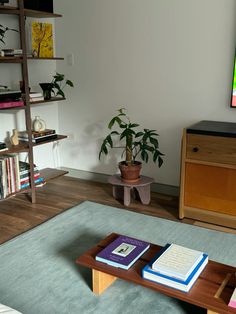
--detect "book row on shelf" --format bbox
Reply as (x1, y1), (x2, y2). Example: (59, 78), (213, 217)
(95, 234), (209, 293)
(0, 155), (44, 199)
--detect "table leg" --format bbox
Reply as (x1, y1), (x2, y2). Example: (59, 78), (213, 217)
(207, 310), (219, 314)
(124, 186), (131, 206)
(136, 184), (151, 205)
(92, 269), (117, 295)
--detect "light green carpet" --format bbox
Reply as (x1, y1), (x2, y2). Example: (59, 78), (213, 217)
(0, 201), (235, 314)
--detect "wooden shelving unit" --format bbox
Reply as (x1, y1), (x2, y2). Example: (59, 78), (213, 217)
(0, 1), (67, 203)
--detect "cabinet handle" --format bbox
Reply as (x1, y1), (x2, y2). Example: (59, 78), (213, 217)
(192, 147), (199, 152)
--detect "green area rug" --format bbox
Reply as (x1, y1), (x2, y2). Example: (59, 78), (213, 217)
(0, 201), (235, 314)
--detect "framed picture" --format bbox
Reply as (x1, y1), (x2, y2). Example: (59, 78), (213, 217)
(31, 22), (54, 58)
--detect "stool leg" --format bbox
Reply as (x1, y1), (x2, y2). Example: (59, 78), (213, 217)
(136, 185), (151, 205)
(124, 186), (131, 206)
(112, 186), (123, 200)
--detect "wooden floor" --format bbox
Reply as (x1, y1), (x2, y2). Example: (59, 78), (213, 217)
(0, 175), (235, 244)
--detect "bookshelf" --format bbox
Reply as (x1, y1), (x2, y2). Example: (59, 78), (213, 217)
(0, 0), (68, 203)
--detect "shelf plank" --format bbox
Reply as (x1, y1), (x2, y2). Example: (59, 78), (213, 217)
(0, 5), (62, 17)
(0, 5), (19, 15)
(30, 97), (66, 105)
(0, 143), (29, 155)
(40, 168), (69, 182)
(27, 57), (64, 60)
(0, 135), (67, 155)
(0, 57), (23, 63)
(24, 9), (62, 18)
(32, 135), (67, 147)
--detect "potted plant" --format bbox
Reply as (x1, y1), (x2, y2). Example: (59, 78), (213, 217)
(99, 108), (164, 182)
(40, 72), (74, 100)
(0, 24), (18, 45)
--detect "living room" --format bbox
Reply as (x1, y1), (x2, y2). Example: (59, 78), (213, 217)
(0, 0), (236, 313)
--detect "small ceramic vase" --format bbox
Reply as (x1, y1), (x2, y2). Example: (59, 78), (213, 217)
(33, 116), (46, 132)
(10, 129), (19, 146)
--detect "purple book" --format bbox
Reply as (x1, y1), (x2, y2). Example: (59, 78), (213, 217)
(95, 235), (150, 270)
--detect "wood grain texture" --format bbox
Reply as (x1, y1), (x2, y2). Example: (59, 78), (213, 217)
(0, 175), (234, 245)
(186, 134), (236, 165)
(77, 233), (236, 314)
(92, 269), (117, 295)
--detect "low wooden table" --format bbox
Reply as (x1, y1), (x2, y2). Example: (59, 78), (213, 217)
(108, 175), (154, 206)
(76, 233), (236, 314)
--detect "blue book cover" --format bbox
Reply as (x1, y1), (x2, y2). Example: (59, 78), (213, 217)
(142, 249), (208, 292)
(96, 235), (150, 270)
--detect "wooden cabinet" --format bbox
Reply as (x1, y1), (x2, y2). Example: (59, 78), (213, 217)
(179, 120), (236, 228)
(0, 1), (68, 203)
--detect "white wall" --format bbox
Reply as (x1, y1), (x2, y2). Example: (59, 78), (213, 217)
(54, 0), (236, 187)
(2, 1), (235, 187)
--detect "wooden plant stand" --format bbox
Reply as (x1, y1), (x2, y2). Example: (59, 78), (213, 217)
(76, 233), (236, 314)
(108, 175), (154, 206)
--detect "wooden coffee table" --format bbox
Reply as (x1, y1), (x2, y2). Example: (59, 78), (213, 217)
(76, 233), (236, 314)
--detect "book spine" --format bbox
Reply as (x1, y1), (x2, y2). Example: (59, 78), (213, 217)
(0, 101), (24, 109)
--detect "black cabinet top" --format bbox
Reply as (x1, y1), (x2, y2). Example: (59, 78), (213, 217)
(187, 120), (236, 137)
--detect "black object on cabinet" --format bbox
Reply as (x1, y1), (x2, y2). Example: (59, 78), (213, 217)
(23, 0), (53, 13)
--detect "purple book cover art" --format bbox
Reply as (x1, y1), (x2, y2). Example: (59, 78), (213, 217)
(96, 235), (150, 266)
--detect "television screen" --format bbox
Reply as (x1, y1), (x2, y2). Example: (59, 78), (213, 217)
(231, 52), (236, 107)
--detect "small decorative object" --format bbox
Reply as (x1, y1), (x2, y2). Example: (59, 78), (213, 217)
(31, 22), (54, 58)
(10, 129), (19, 146)
(0, 24), (18, 45)
(33, 116), (46, 132)
(40, 72), (74, 99)
(39, 83), (53, 100)
(99, 108), (164, 183)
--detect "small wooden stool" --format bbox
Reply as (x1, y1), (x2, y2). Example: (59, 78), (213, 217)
(108, 174), (154, 206)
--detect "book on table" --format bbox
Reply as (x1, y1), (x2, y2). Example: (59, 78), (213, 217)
(151, 243), (205, 281)
(142, 244), (208, 292)
(95, 235), (150, 270)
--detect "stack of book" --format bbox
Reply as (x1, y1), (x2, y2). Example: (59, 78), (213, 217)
(95, 235), (150, 270)
(142, 243), (208, 292)
(18, 129), (57, 144)
(19, 161), (44, 189)
(1, 49), (23, 56)
(0, 154), (20, 199)
(29, 92), (44, 102)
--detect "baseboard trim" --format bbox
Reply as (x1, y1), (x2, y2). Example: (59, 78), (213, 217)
(60, 167), (179, 197)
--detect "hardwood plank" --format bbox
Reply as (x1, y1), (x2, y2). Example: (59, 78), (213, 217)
(0, 175), (234, 245)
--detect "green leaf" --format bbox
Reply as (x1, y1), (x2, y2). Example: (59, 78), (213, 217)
(129, 123), (139, 128)
(56, 90), (65, 98)
(158, 156), (163, 168)
(108, 116), (122, 129)
(54, 73), (64, 82)
(106, 135), (113, 148)
(150, 138), (159, 148)
(135, 132), (144, 138)
(66, 79), (74, 87)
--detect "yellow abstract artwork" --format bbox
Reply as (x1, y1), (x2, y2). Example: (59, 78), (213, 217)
(31, 22), (54, 58)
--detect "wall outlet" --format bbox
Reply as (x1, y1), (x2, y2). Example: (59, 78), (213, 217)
(67, 53), (74, 66)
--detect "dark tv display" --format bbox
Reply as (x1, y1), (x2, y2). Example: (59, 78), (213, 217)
(231, 52), (236, 107)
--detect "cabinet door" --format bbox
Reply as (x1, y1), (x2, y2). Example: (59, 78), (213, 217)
(184, 163), (236, 216)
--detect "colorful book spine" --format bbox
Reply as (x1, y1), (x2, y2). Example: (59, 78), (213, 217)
(0, 101), (24, 109)
(21, 177), (44, 189)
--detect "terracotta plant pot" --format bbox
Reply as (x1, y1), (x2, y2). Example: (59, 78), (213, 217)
(118, 161), (142, 183)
